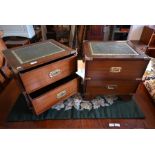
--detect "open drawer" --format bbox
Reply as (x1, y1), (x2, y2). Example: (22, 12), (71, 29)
(20, 54), (77, 93)
(28, 74), (80, 115)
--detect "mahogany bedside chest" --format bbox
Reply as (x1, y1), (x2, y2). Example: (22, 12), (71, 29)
(83, 41), (150, 99)
(3, 39), (80, 115)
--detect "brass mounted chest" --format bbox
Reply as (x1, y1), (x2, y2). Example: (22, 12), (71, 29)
(3, 39), (80, 115)
(83, 41), (150, 99)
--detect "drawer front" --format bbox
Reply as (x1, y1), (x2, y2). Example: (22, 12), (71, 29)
(20, 55), (77, 93)
(30, 77), (79, 115)
(86, 60), (149, 80)
(85, 80), (140, 96)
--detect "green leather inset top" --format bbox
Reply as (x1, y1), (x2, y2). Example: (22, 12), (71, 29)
(11, 41), (65, 64)
(90, 42), (138, 55)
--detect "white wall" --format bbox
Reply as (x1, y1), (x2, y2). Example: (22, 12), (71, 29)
(127, 25), (144, 40)
(0, 25), (35, 38)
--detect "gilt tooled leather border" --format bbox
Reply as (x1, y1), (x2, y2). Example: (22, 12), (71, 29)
(11, 41), (65, 64)
(89, 41), (139, 56)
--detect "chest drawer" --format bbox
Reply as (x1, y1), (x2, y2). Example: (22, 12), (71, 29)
(20, 55), (77, 93)
(85, 80), (140, 96)
(28, 74), (80, 115)
(86, 60), (149, 80)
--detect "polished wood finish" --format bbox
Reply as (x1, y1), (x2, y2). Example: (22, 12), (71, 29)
(85, 80), (139, 98)
(129, 40), (147, 53)
(0, 79), (21, 127)
(3, 39), (76, 72)
(83, 41), (150, 99)
(0, 37), (7, 68)
(86, 25), (105, 40)
(20, 55), (77, 93)
(30, 76), (79, 115)
(140, 26), (154, 44)
(0, 38), (5, 86)
(146, 33), (155, 57)
(77, 26), (87, 58)
(130, 26), (155, 57)
(149, 34), (155, 47)
(146, 49), (155, 58)
(0, 36), (12, 89)
(0, 73), (5, 84)
(3, 40), (78, 115)
(1, 82), (155, 129)
(86, 60), (148, 80)
(5, 39), (30, 48)
(1, 60), (155, 128)
(1, 59), (12, 78)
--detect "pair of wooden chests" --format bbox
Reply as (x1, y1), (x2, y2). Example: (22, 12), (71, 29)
(3, 39), (150, 115)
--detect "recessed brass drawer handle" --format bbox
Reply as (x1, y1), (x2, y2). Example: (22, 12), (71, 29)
(110, 67), (122, 73)
(106, 85), (118, 90)
(56, 90), (66, 99)
(49, 69), (61, 78)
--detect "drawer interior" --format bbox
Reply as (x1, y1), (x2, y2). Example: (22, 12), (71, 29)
(29, 74), (79, 99)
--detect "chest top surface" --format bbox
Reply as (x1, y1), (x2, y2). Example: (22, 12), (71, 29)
(11, 41), (65, 64)
(83, 41), (150, 60)
(90, 41), (138, 56)
(3, 39), (76, 72)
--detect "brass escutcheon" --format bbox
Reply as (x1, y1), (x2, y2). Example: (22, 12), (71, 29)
(110, 67), (122, 73)
(49, 69), (61, 78)
(56, 90), (66, 99)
